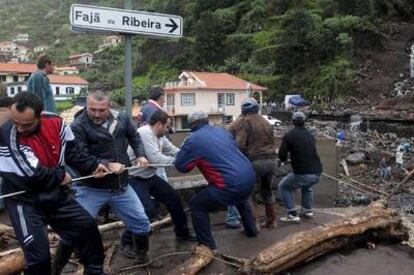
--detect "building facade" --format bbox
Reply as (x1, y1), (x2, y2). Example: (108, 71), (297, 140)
(164, 71), (266, 130)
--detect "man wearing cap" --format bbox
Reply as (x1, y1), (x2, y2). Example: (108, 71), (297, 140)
(175, 111), (259, 251)
(227, 98), (278, 229)
(278, 111), (323, 223)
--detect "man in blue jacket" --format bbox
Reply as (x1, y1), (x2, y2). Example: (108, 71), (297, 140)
(175, 111), (259, 251)
(27, 54), (56, 113)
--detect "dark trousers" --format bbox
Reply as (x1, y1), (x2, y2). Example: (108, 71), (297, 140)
(190, 187), (258, 250)
(7, 197), (104, 275)
(121, 175), (189, 246)
(252, 158), (276, 204)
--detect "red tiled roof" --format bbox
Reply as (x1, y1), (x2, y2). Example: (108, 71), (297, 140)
(0, 62), (37, 73)
(69, 53), (92, 59)
(164, 71), (266, 91)
(48, 74), (88, 85)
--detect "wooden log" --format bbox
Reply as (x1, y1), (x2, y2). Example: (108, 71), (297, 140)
(0, 216), (174, 274)
(167, 245), (214, 275)
(243, 200), (408, 274)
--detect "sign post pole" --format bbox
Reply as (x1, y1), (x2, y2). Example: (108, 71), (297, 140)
(124, 0), (133, 118)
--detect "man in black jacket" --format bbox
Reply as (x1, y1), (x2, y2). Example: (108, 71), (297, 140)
(66, 90), (155, 266)
(278, 111), (323, 223)
(0, 92), (108, 275)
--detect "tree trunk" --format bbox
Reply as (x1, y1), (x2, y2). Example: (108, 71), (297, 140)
(167, 245), (214, 275)
(243, 200), (408, 274)
(0, 216), (173, 274)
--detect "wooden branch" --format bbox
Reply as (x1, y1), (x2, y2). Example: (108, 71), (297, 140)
(167, 245), (214, 275)
(242, 200), (408, 274)
(0, 215), (174, 274)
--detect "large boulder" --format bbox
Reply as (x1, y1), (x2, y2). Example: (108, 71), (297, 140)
(346, 152), (366, 164)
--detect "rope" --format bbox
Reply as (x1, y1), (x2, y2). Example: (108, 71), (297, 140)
(119, 249), (243, 272)
(0, 164), (173, 200)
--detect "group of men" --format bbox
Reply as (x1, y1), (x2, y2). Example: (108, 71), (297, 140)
(0, 55), (323, 275)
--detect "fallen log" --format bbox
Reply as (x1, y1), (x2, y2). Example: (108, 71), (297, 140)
(167, 245), (214, 275)
(0, 216), (174, 274)
(242, 200), (408, 274)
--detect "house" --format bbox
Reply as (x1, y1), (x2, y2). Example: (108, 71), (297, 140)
(0, 41), (16, 53)
(12, 46), (31, 62)
(164, 71), (266, 130)
(33, 45), (49, 53)
(98, 36), (121, 50)
(12, 33), (29, 43)
(69, 53), (93, 68)
(55, 66), (80, 75)
(0, 62), (88, 100)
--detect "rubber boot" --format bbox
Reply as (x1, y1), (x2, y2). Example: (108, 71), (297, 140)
(52, 242), (73, 275)
(263, 203), (277, 229)
(133, 234), (163, 268)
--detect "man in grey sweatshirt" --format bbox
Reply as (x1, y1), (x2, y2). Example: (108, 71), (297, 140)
(121, 111), (194, 257)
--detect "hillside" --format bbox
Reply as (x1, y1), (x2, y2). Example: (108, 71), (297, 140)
(1, 0), (414, 106)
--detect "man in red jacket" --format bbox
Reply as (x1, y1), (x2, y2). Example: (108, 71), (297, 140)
(0, 92), (108, 275)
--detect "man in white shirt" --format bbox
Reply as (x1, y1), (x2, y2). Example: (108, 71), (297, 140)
(121, 110), (194, 257)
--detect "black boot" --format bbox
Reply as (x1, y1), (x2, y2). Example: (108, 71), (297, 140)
(52, 242), (73, 275)
(133, 234), (163, 268)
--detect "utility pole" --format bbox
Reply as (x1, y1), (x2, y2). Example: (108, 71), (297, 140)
(124, 0), (133, 117)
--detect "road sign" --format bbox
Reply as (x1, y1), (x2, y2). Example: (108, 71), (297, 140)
(70, 4), (183, 38)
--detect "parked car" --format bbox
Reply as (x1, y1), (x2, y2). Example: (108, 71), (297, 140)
(262, 115), (283, 126)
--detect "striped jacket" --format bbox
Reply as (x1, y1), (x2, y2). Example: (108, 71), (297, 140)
(0, 114), (98, 204)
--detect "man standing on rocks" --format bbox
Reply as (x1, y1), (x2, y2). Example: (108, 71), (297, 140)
(175, 111), (259, 251)
(278, 111), (323, 223)
(27, 54), (56, 113)
(227, 98), (278, 228)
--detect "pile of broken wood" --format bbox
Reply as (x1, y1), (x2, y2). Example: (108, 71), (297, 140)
(1, 200), (414, 275)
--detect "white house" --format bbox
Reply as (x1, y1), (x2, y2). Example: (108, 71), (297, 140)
(55, 66), (80, 75)
(69, 53), (93, 68)
(164, 71), (266, 130)
(34, 45), (49, 53)
(12, 33), (29, 43)
(0, 62), (88, 100)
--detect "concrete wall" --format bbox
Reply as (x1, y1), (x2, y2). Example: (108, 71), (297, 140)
(167, 131), (338, 207)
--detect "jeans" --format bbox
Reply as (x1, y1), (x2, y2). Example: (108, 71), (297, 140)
(226, 206), (241, 226)
(121, 175), (189, 246)
(73, 184), (151, 235)
(278, 173), (321, 213)
(190, 187), (258, 250)
(7, 196), (104, 275)
(252, 158), (276, 204)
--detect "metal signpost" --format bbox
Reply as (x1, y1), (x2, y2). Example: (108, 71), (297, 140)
(69, 3), (183, 117)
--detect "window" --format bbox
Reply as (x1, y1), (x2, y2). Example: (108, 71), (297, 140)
(226, 93), (235, 105)
(167, 94), (175, 112)
(0, 75), (6, 83)
(217, 93), (224, 107)
(181, 93), (195, 106)
(17, 87), (22, 92)
(10, 87), (15, 95)
(66, 87), (74, 94)
(56, 87), (60, 95)
(13, 75), (18, 82)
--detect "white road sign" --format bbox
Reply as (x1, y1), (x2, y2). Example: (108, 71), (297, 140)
(70, 4), (183, 38)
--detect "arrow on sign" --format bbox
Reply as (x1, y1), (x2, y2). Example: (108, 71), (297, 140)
(165, 19), (178, 33)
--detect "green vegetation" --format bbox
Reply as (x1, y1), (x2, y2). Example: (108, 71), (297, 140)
(1, 0), (413, 103)
(56, 100), (73, 112)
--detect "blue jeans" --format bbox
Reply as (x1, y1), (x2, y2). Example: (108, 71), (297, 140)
(190, 187), (258, 250)
(73, 185), (151, 235)
(121, 175), (189, 247)
(278, 173), (321, 213)
(226, 206), (241, 226)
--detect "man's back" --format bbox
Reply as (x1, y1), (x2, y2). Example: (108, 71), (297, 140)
(27, 71), (56, 112)
(279, 127), (322, 174)
(176, 124), (255, 192)
(230, 113), (276, 160)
